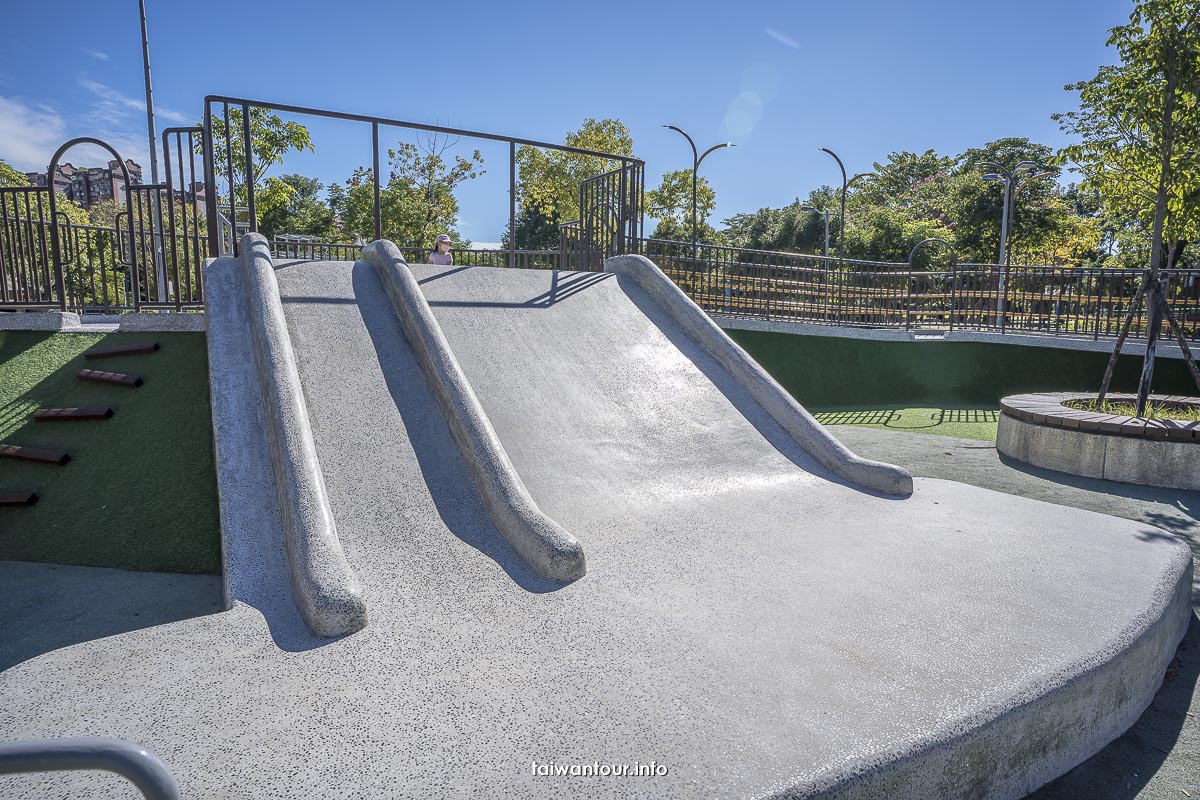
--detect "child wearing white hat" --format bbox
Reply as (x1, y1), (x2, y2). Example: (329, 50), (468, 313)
(428, 234), (454, 265)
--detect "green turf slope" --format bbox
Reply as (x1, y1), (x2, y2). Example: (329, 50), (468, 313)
(0, 331), (220, 574)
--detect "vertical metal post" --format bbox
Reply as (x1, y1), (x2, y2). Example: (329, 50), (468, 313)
(241, 104), (256, 232)
(202, 104), (220, 256)
(372, 122), (381, 242)
(509, 140), (516, 268)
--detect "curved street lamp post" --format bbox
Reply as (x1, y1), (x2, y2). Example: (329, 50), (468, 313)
(980, 160), (1051, 325)
(663, 126), (735, 252)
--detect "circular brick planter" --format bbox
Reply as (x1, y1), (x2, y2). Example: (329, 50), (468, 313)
(997, 392), (1200, 490)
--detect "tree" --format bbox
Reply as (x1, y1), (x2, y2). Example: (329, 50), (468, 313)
(645, 169), (726, 243)
(203, 107), (315, 226)
(1053, 0), (1200, 270)
(0, 158), (29, 187)
(514, 119), (634, 225)
(328, 137), (483, 245)
(1054, 0), (1200, 407)
(259, 174), (334, 240)
(502, 200), (560, 251)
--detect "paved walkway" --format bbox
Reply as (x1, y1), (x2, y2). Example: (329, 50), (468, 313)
(829, 425), (1200, 800)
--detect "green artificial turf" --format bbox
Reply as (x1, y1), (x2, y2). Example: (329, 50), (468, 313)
(0, 331), (221, 574)
(812, 405), (1000, 442)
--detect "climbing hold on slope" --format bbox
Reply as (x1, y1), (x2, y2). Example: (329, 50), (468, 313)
(0, 444), (70, 465)
(33, 407), (115, 422)
(77, 369), (143, 388)
(83, 342), (159, 360)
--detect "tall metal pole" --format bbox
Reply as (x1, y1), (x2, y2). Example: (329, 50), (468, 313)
(139, 0), (159, 187)
(819, 148), (848, 259)
(664, 126), (734, 253)
(822, 213), (830, 258)
(139, 0), (167, 301)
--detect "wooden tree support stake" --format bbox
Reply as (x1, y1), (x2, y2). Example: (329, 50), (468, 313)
(83, 342), (159, 360)
(0, 444), (70, 465)
(0, 491), (38, 507)
(33, 407), (115, 422)
(77, 369), (143, 388)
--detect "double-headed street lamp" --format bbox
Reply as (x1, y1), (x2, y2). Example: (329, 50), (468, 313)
(980, 160), (1052, 323)
(663, 125), (735, 250)
(801, 205), (831, 258)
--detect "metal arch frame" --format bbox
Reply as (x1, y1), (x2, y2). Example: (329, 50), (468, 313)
(47, 137), (138, 311)
(908, 237), (957, 268)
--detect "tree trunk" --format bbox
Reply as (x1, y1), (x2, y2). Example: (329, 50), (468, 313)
(1134, 32), (1178, 414)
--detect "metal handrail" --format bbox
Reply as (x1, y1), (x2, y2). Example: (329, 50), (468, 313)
(0, 738), (179, 800)
(202, 95), (646, 164)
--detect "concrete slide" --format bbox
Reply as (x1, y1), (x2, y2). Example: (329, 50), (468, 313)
(0, 236), (1190, 800)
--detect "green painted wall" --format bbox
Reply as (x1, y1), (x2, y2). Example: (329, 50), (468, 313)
(727, 328), (1200, 407)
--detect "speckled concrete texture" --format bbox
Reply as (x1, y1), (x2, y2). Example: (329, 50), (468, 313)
(240, 235), (366, 636)
(606, 254), (913, 497)
(0, 259), (1192, 799)
(0, 311), (79, 330)
(118, 312), (206, 332)
(363, 240), (584, 582)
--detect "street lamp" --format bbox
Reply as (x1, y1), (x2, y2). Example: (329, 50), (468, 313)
(663, 125), (735, 250)
(981, 159), (1051, 324)
(818, 148), (865, 260)
(800, 205), (831, 257)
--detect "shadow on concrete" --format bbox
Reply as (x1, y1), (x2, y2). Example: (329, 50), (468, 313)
(614, 273), (896, 499)
(997, 453), (1200, 523)
(422, 267), (611, 309)
(350, 262), (564, 593)
(0, 560), (223, 672)
(1028, 611), (1200, 800)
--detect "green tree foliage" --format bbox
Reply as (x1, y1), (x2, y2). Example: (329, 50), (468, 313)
(259, 174), (335, 240)
(204, 107), (315, 225)
(723, 141), (1101, 267)
(328, 139), (484, 246)
(645, 169), (726, 243)
(1053, 0), (1200, 268)
(502, 200), (561, 251)
(514, 119), (634, 225)
(0, 158), (29, 187)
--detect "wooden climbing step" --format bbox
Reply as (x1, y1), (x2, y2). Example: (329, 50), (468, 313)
(77, 368), (143, 388)
(83, 342), (159, 360)
(0, 444), (70, 465)
(0, 491), (37, 507)
(33, 407), (115, 422)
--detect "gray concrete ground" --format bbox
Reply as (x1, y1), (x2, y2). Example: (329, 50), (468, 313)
(0, 562), (222, 672)
(0, 261), (1191, 798)
(829, 425), (1200, 800)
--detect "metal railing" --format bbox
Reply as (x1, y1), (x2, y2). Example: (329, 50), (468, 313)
(201, 95), (645, 266)
(0, 738), (179, 800)
(635, 238), (1200, 342)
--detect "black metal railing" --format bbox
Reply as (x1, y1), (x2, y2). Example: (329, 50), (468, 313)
(201, 95), (646, 266)
(634, 238), (1200, 341)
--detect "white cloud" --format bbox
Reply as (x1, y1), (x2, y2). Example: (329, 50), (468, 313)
(78, 78), (191, 125)
(764, 27), (800, 50)
(0, 94), (152, 175)
(84, 49), (110, 61)
(0, 96), (66, 170)
(471, 241), (502, 250)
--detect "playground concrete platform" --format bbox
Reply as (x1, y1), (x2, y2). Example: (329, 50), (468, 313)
(0, 254), (1191, 799)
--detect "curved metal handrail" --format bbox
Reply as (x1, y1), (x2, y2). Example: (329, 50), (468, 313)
(0, 738), (179, 800)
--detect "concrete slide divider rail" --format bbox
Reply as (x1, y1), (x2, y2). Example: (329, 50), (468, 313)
(605, 254), (914, 497)
(242, 234), (368, 636)
(364, 240), (586, 582)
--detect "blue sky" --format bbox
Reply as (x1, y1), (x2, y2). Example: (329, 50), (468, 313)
(2, 0), (1130, 243)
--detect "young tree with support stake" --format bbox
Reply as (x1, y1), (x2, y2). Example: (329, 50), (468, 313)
(1055, 0), (1200, 413)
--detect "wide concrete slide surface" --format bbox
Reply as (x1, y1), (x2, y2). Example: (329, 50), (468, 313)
(0, 255), (1191, 799)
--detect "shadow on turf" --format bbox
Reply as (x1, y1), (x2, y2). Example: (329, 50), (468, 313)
(1028, 611), (1199, 800)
